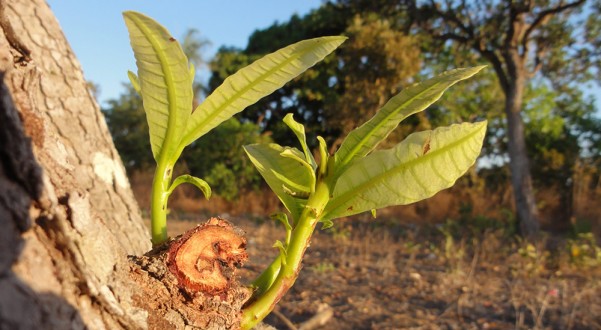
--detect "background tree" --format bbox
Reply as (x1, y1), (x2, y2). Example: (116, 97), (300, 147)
(208, 3), (423, 151)
(404, 0), (600, 236)
(104, 84), (153, 172)
(181, 28), (211, 103)
(182, 118), (270, 201)
(207, 0), (600, 231)
(325, 14), (421, 150)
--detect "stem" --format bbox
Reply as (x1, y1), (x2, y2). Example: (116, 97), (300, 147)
(241, 181), (331, 329)
(250, 255), (282, 298)
(150, 157), (175, 246)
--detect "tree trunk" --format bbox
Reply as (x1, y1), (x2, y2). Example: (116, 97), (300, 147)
(0, 0), (153, 328)
(504, 71), (540, 237)
(0, 2), (254, 329)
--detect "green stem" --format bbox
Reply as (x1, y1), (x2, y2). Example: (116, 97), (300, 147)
(241, 181), (330, 329)
(250, 255), (282, 298)
(150, 157), (175, 246)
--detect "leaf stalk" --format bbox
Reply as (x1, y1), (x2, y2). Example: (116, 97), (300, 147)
(241, 180), (331, 329)
(150, 157), (175, 246)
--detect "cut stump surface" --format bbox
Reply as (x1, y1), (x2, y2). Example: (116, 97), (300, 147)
(129, 218), (250, 330)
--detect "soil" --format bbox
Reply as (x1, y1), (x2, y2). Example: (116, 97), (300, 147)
(158, 215), (601, 330)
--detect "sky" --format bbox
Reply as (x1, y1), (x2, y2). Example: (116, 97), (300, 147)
(46, 1), (324, 106)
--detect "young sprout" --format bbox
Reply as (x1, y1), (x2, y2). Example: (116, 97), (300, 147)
(123, 11), (345, 246)
(241, 67), (487, 328)
(123, 11), (487, 329)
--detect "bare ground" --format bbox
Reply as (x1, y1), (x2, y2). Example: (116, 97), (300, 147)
(157, 215), (601, 330)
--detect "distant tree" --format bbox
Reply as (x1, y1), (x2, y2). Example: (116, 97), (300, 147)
(326, 14), (421, 150)
(208, 4), (422, 150)
(103, 84), (152, 172)
(405, 0), (600, 237)
(180, 28), (211, 103)
(523, 83), (601, 220)
(182, 118), (270, 200)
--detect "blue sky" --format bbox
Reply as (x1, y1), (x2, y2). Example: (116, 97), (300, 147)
(47, 1), (324, 106)
(47, 1), (600, 113)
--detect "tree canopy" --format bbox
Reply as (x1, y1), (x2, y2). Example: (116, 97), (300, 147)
(103, 1), (601, 228)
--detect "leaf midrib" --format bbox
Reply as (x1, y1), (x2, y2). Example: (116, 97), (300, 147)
(338, 80), (443, 169)
(130, 14), (182, 160)
(324, 123), (484, 218)
(181, 38), (339, 147)
(337, 67), (484, 170)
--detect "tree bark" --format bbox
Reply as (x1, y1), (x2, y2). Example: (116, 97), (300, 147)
(501, 12), (541, 237)
(0, 0), (150, 328)
(0, 2), (254, 329)
(504, 70), (540, 237)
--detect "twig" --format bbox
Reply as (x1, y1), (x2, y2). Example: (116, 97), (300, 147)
(298, 303), (334, 330)
(271, 308), (298, 330)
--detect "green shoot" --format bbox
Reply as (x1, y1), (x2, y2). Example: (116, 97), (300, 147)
(122, 11), (487, 329)
(122, 11), (345, 246)
(241, 67), (488, 329)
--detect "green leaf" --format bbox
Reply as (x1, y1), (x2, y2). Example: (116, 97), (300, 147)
(323, 121), (487, 220)
(123, 11), (193, 161)
(272, 240), (287, 266)
(271, 212), (292, 245)
(320, 219), (334, 230)
(334, 66), (485, 174)
(179, 36), (346, 148)
(317, 136), (329, 176)
(127, 70), (141, 93)
(279, 148), (316, 193)
(283, 114), (316, 169)
(244, 143), (314, 220)
(167, 174), (211, 199)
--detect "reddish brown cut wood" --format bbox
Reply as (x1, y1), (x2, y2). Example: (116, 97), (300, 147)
(167, 218), (248, 296)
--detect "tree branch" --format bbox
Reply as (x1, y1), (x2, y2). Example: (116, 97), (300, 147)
(523, 0), (585, 42)
(436, 32), (470, 44)
(481, 49), (510, 94)
(429, 0), (475, 39)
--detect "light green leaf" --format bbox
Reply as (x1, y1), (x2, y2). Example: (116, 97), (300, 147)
(317, 136), (329, 176)
(323, 121), (487, 220)
(280, 148), (316, 193)
(271, 212), (292, 245)
(167, 174), (211, 200)
(179, 36), (346, 148)
(123, 11), (193, 161)
(189, 63), (196, 80)
(244, 143), (314, 220)
(273, 240), (287, 266)
(320, 219), (334, 230)
(127, 71), (141, 93)
(335, 66), (485, 174)
(283, 114), (316, 169)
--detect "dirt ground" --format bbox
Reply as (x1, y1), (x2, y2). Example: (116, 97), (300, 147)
(158, 215), (601, 330)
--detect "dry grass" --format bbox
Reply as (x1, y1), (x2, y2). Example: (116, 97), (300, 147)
(153, 215), (601, 330)
(134, 167), (601, 329)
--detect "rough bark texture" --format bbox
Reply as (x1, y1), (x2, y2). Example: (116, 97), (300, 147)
(502, 17), (541, 238)
(129, 218), (251, 330)
(0, 2), (257, 329)
(503, 65), (540, 237)
(0, 0), (150, 328)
